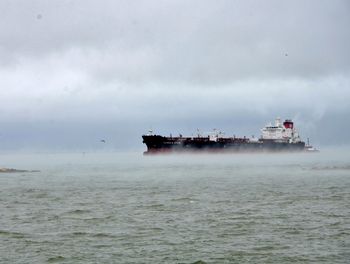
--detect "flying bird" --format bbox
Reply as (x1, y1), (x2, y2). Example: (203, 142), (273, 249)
(100, 139), (106, 143)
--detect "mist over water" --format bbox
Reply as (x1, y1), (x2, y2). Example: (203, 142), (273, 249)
(1, 149), (349, 263)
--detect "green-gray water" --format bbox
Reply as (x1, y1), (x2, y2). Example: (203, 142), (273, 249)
(1, 150), (349, 263)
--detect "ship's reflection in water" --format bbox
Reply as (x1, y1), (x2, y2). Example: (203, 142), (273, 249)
(0, 149), (349, 263)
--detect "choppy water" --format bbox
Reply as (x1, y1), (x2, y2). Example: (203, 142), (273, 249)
(0, 150), (349, 263)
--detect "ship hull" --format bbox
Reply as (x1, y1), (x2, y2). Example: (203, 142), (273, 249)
(142, 135), (306, 154)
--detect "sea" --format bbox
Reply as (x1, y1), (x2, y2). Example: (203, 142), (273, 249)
(0, 149), (349, 264)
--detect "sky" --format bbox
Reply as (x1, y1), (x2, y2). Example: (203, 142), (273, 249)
(0, 0), (349, 151)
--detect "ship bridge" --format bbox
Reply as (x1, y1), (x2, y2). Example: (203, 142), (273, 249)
(261, 118), (301, 143)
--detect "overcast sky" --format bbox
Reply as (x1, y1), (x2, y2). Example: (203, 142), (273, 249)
(0, 0), (349, 150)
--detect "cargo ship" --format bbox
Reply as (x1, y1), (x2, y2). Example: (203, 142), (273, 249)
(142, 118), (317, 154)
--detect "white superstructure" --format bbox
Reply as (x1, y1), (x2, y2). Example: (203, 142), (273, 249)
(208, 129), (224, 142)
(261, 118), (301, 143)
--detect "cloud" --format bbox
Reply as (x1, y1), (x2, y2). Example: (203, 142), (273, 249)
(0, 0), (350, 149)
(1, 50), (348, 123)
(1, 1), (350, 79)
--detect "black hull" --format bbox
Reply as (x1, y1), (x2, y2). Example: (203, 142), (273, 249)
(142, 135), (306, 154)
